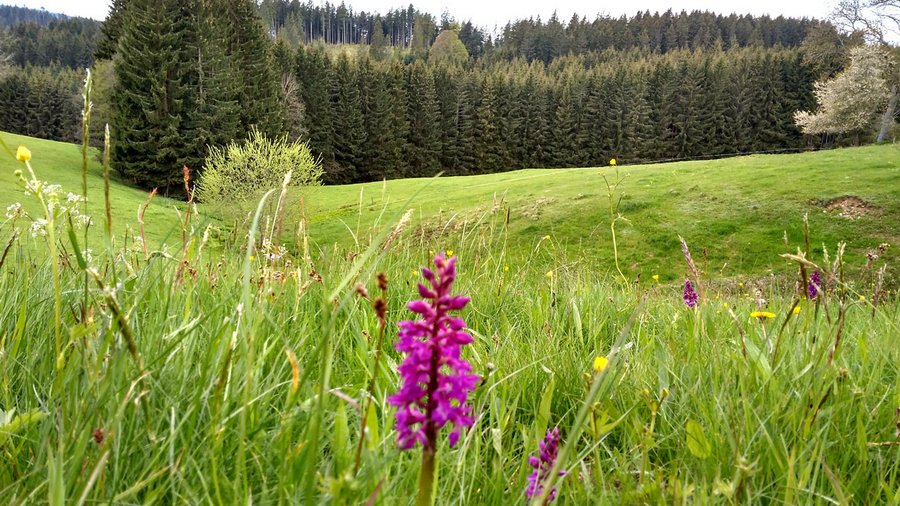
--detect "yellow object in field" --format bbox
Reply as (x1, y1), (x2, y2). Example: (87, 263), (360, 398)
(16, 146), (31, 162)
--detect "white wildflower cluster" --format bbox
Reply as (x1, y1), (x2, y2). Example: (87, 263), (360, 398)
(5, 203), (22, 219)
(19, 177), (94, 239)
(82, 249), (94, 266)
(30, 218), (48, 238)
(23, 179), (62, 199)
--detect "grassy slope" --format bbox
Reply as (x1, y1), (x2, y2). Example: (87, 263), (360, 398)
(4, 131), (899, 281)
(0, 131), (182, 245)
(301, 145), (900, 281)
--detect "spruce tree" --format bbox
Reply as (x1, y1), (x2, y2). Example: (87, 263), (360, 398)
(111, 0), (205, 192)
(473, 78), (505, 172)
(361, 61), (408, 180)
(454, 79), (477, 174)
(404, 61), (441, 177)
(434, 66), (462, 173)
(95, 0), (128, 60)
(329, 53), (364, 181)
(209, 0), (285, 137)
(551, 82), (580, 167)
(295, 45), (334, 173)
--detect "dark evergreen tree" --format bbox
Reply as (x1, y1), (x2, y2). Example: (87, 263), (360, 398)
(329, 53), (364, 182)
(403, 61), (441, 176)
(295, 45), (334, 170)
(550, 80), (581, 167)
(209, 0), (285, 137)
(95, 0), (128, 60)
(111, 0), (205, 192)
(473, 78), (506, 172)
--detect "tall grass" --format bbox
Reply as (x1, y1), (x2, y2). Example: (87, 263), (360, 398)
(0, 75), (898, 505)
(0, 167), (898, 504)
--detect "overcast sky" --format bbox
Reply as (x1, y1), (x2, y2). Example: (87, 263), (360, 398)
(12, 0), (835, 29)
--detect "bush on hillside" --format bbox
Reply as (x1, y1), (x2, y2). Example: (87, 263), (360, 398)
(196, 128), (323, 204)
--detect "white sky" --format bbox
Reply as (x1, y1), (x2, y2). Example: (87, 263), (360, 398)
(11, 0), (836, 28)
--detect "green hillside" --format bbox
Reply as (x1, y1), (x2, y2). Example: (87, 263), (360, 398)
(293, 145), (900, 281)
(1, 131), (183, 245)
(4, 131), (899, 281)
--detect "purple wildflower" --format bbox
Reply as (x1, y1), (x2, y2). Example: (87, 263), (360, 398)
(683, 279), (698, 308)
(808, 271), (821, 299)
(388, 254), (479, 451)
(525, 427), (565, 503)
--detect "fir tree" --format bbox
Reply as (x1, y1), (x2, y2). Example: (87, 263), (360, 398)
(95, 0), (128, 60)
(330, 53), (364, 181)
(209, 0), (285, 137)
(111, 0), (204, 192)
(404, 61), (441, 176)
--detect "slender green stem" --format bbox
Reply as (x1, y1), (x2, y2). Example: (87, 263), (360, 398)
(354, 314), (386, 474)
(416, 448), (437, 506)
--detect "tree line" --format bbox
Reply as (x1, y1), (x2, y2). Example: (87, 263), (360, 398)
(291, 45), (816, 184)
(1, 6), (100, 68)
(257, 2), (820, 64)
(0, 65), (82, 143)
(0, 5), (68, 28)
(494, 10), (818, 64)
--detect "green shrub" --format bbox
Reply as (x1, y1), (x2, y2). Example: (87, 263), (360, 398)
(197, 127), (323, 204)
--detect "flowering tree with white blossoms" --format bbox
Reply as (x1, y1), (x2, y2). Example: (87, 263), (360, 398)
(794, 45), (894, 142)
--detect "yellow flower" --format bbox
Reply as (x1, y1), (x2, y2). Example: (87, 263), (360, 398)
(859, 295), (866, 301)
(750, 311), (775, 319)
(543, 235), (551, 241)
(593, 355), (609, 373)
(609, 158), (617, 166)
(504, 265), (509, 272)
(446, 249), (454, 257)
(652, 274), (659, 281)
(16, 146), (31, 162)
(723, 302), (729, 308)
(793, 306), (801, 315)
(738, 282), (744, 288)
(412, 270), (418, 277)
(546, 270), (553, 278)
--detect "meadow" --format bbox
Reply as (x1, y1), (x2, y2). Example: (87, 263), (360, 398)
(1, 131), (899, 504)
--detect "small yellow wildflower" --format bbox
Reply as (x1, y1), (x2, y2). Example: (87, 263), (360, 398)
(446, 249), (454, 257)
(793, 306), (801, 315)
(16, 146), (31, 162)
(546, 270), (553, 279)
(750, 311), (776, 319)
(412, 270), (418, 277)
(859, 295), (866, 301)
(593, 356), (609, 373)
(609, 158), (617, 166)
(652, 274), (659, 281)
(738, 282), (744, 288)
(249, 255), (255, 261)
(504, 265), (509, 272)
(544, 235), (551, 241)
(723, 302), (729, 308)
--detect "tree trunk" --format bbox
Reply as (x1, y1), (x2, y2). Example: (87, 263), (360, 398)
(876, 83), (898, 143)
